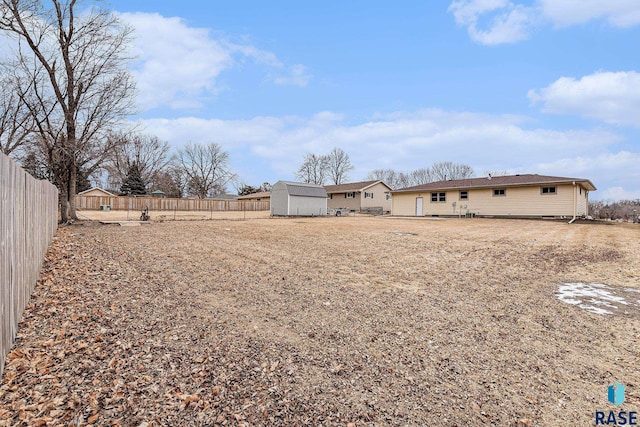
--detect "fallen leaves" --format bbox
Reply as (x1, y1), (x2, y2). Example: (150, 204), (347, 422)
(0, 219), (638, 426)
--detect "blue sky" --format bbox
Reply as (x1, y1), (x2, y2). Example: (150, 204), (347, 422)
(103, 0), (640, 200)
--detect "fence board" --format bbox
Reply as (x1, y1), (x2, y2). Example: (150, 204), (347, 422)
(76, 195), (269, 212)
(0, 153), (58, 378)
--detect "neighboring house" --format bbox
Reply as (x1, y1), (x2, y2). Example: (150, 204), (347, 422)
(237, 191), (271, 202)
(391, 174), (596, 219)
(270, 181), (327, 216)
(324, 180), (393, 213)
(77, 187), (115, 197)
(209, 194), (239, 200)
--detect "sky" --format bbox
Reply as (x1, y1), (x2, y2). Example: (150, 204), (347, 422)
(101, 0), (640, 200)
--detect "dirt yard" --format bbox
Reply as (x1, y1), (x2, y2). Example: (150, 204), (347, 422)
(76, 209), (271, 222)
(1, 217), (639, 426)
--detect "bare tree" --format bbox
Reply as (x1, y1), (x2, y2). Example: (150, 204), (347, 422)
(484, 170), (510, 177)
(295, 153), (328, 185)
(325, 147), (354, 185)
(153, 162), (187, 198)
(366, 169), (410, 189)
(176, 142), (235, 199)
(408, 168), (433, 186)
(104, 132), (170, 192)
(0, 0), (136, 222)
(430, 161), (475, 181)
(0, 72), (34, 156)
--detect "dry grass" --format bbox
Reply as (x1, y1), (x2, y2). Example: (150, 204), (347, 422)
(1, 217), (639, 426)
(76, 209), (270, 222)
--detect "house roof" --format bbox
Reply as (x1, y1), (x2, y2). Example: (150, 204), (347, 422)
(324, 180), (390, 193)
(237, 191), (271, 200)
(392, 174), (597, 193)
(278, 181), (328, 198)
(209, 194), (239, 200)
(77, 187), (115, 196)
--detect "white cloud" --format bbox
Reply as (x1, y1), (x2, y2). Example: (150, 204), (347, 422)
(528, 71), (640, 126)
(118, 12), (309, 111)
(134, 108), (638, 199)
(538, 0), (640, 28)
(449, 0), (640, 45)
(449, 0), (536, 45)
(273, 64), (312, 87)
(599, 187), (640, 200)
(532, 151), (640, 200)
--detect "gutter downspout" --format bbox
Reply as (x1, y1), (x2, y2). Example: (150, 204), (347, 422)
(568, 181), (577, 224)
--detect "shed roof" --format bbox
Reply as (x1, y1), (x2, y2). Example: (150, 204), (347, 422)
(324, 180), (390, 193)
(392, 174), (597, 193)
(278, 181), (327, 198)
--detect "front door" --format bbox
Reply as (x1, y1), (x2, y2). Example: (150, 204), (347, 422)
(416, 197), (423, 216)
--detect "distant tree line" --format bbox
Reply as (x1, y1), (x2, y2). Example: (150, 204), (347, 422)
(589, 199), (640, 221)
(366, 161), (476, 189)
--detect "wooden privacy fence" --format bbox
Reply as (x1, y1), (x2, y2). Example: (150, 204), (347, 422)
(1, 153), (58, 377)
(76, 195), (270, 212)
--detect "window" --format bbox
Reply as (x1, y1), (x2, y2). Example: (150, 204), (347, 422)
(431, 192), (446, 202)
(345, 192), (355, 198)
(541, 186), (556, 195)
(493, 188), (506, 196)
(386, 194), (391, 200)
(459, 191), (468, 200)
(329, 194), (333, 199)
(364, 192), (374, 199)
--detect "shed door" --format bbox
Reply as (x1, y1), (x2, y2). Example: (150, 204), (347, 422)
(416, 197), (423, 216)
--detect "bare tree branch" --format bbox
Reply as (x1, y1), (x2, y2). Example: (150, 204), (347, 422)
(325, 147), (354, 185)
(0, 0), (136, 221)
(176, 142), (236, 198)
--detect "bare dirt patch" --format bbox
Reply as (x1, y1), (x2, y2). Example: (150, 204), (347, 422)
(1, 217), (639, 426)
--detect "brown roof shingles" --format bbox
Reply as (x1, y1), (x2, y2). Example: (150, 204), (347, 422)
(324, 180), (387, 193)
(392, 174), (596, 193)
(237, 191), (271, 199)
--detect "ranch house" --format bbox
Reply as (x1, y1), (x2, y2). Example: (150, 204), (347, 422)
(324, 180), (393, 214)
(237, 191), (271, 202)
(391, 174), (596, 219)
(77, 187), (115, 197)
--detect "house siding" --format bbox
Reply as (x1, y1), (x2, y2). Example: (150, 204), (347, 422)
(326, 182), (392, 212)
(392, 183), (589, 217)
(327, 195), (361, 211)
(360, 182), (392, 212)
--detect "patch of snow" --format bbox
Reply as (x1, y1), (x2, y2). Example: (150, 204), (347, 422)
(557, 283), (640, 315)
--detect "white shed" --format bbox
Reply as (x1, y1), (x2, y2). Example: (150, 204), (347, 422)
(270, 181), (328, 216)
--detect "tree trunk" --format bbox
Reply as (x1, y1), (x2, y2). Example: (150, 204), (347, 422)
(69, 162), (77, 220)
(59, 185), (69, 223)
